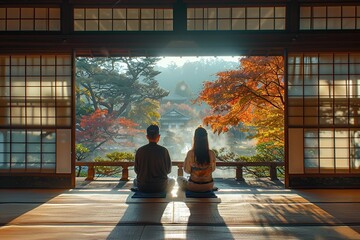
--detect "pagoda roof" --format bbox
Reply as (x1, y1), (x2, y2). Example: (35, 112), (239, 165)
(160, 108), (191, 121)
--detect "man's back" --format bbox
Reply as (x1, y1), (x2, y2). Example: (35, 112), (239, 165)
(134, 142), (171, 192)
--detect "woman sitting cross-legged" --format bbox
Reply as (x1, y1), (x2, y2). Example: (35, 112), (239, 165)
(177, 126), (217, 192)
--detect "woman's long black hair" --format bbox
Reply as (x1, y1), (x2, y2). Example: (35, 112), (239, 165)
(193, 126), (210, 165)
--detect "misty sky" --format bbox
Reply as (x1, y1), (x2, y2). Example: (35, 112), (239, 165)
(157, 56), (239, 67)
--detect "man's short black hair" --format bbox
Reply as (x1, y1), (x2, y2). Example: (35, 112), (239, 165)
(147, 124), (159, 138)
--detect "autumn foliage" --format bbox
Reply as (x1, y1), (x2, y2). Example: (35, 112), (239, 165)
(197, 56), (284, 146)
(76, 109), (141, 151)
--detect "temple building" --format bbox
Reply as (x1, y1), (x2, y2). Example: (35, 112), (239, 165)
(160, 108), (191, 130)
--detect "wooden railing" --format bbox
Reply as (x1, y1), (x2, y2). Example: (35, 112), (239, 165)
(76, 161), (284, 181)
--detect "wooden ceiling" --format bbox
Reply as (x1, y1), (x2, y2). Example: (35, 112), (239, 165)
(1, 0), (360, 57)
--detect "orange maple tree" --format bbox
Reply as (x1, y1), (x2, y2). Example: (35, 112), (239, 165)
(197, 56), (284, 146)
(76, 109), (141, 152)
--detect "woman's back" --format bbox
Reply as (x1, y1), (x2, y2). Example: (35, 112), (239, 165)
(177, 126), (217, 192)
(184, 149), (216, 183)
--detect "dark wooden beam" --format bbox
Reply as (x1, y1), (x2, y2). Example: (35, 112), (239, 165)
(1, 31), (360, 56)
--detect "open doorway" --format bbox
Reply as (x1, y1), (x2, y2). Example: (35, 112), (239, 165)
(74, 56), (284, 180)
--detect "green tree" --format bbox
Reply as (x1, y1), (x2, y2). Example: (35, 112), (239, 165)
(75, 85), (93, 127)
(128, 98), (161, 128)
(75, 144), (90, 177)
(75, 143), (90, 162)
(76, 57), (169, 152)
(76, 57), (169, 121)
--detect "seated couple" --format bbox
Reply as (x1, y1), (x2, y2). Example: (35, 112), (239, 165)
(133, 124), (216, 193)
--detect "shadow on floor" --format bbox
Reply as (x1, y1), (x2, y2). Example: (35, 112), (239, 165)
(297, 189), (360, 236)
(0, 189), (65, 226)
(186, 201), (234, 239)
(106, 201), (169, 239)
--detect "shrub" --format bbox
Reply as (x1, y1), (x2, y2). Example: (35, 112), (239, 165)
(214, 147), (284, 178)
(75, 144), (90, 162)
(75, 144), (90, 177)
(94, 151), (134, 177)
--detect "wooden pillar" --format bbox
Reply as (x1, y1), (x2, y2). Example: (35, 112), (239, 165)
(120, 166), (129, 181)
(177, 164), (183, 177)
(236, 165), (244, 181)
(270, 163), (278, 181)
(86, 164), (95, 181)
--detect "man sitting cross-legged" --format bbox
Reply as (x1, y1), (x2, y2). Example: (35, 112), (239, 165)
(132, 124), (175, 193)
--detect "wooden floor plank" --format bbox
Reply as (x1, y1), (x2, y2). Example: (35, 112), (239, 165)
(0, 178), (359, 239)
